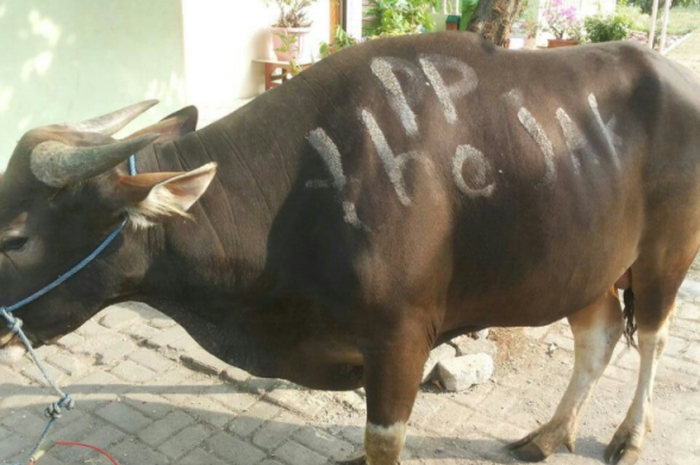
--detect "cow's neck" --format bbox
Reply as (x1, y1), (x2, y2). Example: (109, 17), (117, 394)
(127, 99), (306, 348)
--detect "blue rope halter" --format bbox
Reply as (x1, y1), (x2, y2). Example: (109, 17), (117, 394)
(0, 155), (137, 465)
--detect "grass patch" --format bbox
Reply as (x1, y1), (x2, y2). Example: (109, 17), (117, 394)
(619, 4), (700, 35)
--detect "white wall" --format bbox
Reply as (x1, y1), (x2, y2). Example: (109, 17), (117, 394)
(181, 0), (330, 125)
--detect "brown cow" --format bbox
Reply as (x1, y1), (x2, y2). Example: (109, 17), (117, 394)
(1, 33), (700, 464)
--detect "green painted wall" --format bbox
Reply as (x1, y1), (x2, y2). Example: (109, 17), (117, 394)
(0, 0), (186, 170)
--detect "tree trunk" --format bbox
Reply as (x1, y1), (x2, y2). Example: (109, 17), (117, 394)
(467, 0), (524, 47)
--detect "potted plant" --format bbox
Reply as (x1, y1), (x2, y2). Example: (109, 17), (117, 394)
(264, 0), (317, 61)
(540, 0), (583, 48)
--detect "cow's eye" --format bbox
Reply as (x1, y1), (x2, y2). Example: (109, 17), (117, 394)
(0, 237), (28, 253)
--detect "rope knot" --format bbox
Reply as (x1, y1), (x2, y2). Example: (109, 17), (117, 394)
(1, 307), (23, 334)
(45, 394), (75, 419)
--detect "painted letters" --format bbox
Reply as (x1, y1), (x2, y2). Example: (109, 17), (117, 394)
(419, 54), (478, 124)
(452, 145), (496, 198)
(370, 57), (424, 136)
(306, 128), (366, 229)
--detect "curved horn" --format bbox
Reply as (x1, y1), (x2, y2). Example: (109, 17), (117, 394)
(69, 100), (159, 136)
(30, 134), (159, 188)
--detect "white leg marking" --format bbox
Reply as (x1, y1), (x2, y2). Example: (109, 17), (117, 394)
(588, 94), (620, 168)
(517, 107), (557, 186)
(452, 145), (495, 198)
(370, 57), (423, 136)
(555, 107), (599, 176)
(361, 109), (429, 206)
(306, 128), (366, 230)
(365, 422), (407, 465)
(419, 54), (478, 124)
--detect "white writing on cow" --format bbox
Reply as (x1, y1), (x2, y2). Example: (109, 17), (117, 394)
(361, 109), (430, 206)
(306, 128), (366, 229)
(418, 54), (478, 125)
(588, 93), (620, 169)
(556, 108), (599, 176)
(452, 145), (496, 198)
(370, 57), (424, 136)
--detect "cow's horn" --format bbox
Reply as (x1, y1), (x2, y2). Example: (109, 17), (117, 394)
(69, 100), (159, 136)
(30, 134), (159, 188)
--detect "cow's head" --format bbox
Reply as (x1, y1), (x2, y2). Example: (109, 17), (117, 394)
(0, 101), (216, 363)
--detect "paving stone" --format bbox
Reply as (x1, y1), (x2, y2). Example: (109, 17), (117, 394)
(71, 369), (130, 406)
(179, 394), (234, 428)
(110, 439), (169, 465)
(206, 431), (267, 465)
(176, 448), (229, 465)
(111, 359), (157, 384)
(294, 426), (355, 460)
(138, 410), (195, 447)
(677, 302), (700, 320)
(228, 400), (282, 438)
(123, 390), (174, 419)
(47, 353), (86, 377)
(128, 348), (175, 373)
(158, 424), (209, 459)
(221, 365), (252, 385)
(181, 349), (229, 376)
(75, 320), (113, 338)
(96, 402), (153, 434)
(120, 322), (162, 341)
(206, 386), (258, 413)
(96, 340), (136, 365)
(21, 361), (64, 385)
(543, 332), (575, 352)
(100, 305), (143, 329)
(56, 333), (86, 352)
(0, 434), (32, 462)
(265, 383), (328, 418)
(1, 410), (48, 435)
(256, 460), (285, 465)
(273, 440), (328, 465)
(54, 424), (126, 463)
(0, 427), (10, 441)
(252, 410), (304, 451)
(148, 326), (191, 349)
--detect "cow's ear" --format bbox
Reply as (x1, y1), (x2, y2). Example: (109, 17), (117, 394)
(126, 105), (198, 144)
(113, 162), (217, 228)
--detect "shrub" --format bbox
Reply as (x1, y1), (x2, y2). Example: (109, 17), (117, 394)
(629, 0), (699, 15)
(584, 13), (633, 42)
(363, 0), (434, 37)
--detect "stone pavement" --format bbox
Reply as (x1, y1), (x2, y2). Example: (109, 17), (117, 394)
(1, 283), (699, 465)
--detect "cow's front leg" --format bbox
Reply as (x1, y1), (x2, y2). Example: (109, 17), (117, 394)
(343, 322), (431, 465)
(509, 288), (623, 462)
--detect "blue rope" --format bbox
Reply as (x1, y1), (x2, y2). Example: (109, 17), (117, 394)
(0, 155), (137, 465)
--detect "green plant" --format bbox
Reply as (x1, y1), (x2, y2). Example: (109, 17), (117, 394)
(264, 0), (317, 28)
(320, 26), (358, 57)
(584, 13), (633, 42)
(629, 0), (699, 15)
(363, 0), (435, 37)
(274, 31), (303, 77)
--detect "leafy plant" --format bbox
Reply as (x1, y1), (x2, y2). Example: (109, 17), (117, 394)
(540, 0), (583, 40)
(363, 0), (435, 37)
(628, 0), (699, 15)
(320, 26), (358, 57)
(264, 0), (317, 28)
(584, 13), (633, 42)
(274, 31), (303, 77)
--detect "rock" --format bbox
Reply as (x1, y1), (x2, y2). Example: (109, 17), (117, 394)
(422, 344), (457, 383)
(450, 336), (497, 358)
(436, 353), (494, 392)
(467, 329), (490, 340)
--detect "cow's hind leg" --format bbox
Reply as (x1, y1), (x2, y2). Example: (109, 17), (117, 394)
(509, 288), (623, 462)
(604, 292), (676, 465)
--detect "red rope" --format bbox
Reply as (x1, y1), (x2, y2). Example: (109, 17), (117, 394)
(52, 441), (121, 465)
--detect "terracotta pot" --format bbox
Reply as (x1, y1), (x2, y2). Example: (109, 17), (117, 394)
(270, 27), (311, 61)
(547, 38), (579, 48)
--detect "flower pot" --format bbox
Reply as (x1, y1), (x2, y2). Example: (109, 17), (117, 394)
(547, 38), (578, 48)
(270, 27), (311, 62)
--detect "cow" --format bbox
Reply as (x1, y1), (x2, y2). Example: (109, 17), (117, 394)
(1, 32), (700, 465)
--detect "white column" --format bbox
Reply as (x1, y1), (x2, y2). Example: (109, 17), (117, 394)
(659, 0), (672, 52)
(648, 0), (660, 48)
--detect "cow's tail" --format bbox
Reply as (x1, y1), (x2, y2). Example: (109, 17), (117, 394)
(622, 288), (638, 348)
